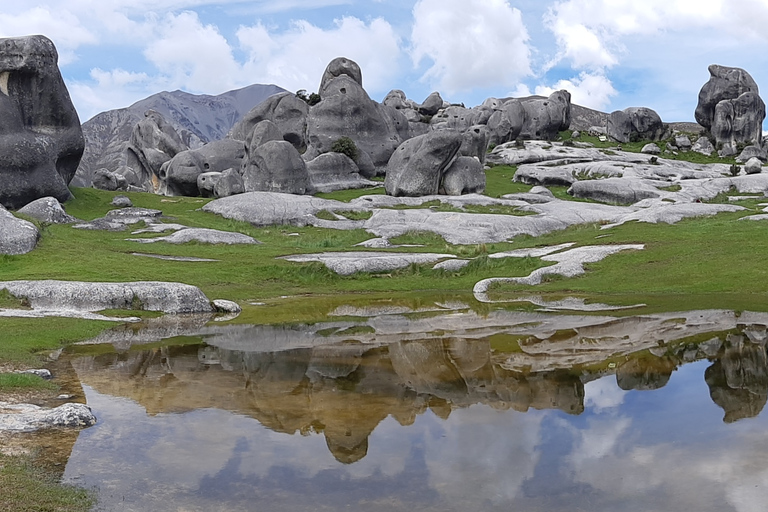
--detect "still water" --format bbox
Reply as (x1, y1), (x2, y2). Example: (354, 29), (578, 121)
(51, 299), (768, 511)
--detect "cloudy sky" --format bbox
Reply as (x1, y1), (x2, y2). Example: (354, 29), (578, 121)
(2, 0), (768, 123)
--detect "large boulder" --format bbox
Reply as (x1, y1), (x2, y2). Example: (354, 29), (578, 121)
(17, 196), (76, 224)
(441, 156), (485, 195)
(607, 107), (666, 143)
(306, 70), (409, 173)
(229, 92), (309, 151)
(384, 131), (462, 196)
(319, 56), (363, 93)
(122, 110), (188, 191)
(0, 204), (39, 255)
(418, 92), (444, 116)
(459, 125), (489, 163)
(305, 152), (375, 193)
(695, 65), (766, 154)
(0, 35), (84, 209)
(712, 92), (765, 156)
(519, 91), (571, 140)
(158, 139), (245, 196)
(487, 99), (526, 146)
(242, 140), (310, 194)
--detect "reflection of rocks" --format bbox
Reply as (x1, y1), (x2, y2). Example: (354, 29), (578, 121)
(705, 331), (768, 423)
(616, 356), (676, 391)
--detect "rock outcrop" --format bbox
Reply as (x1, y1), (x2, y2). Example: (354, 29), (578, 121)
(242, 139), (310, 195)
(0, 35), (84, 209)
(384, 130), (463, 196)
(519, 91), (572, 140)
(607, 107), (666, 143)
(695, 65), (765, 155)
(123, 110), (188, 191)
(158, 138), (245, 196)
(228, 91), (309, 151)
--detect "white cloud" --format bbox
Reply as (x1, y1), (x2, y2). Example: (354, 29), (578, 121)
(410, 0), (532, 94)
(68, 68), (151, 121)
(144, 11), (242, 93)
(0, 6), (96, 65)
(534, 72), (617, 110)
(237, 16), (402, 96)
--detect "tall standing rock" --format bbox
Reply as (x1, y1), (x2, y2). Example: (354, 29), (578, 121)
(607, 107), (666, 143)
(695, 64), (765, 154)
(519, 91), (571, 140)
(0, 35), (84, 209)
(306, 58), (410, 173)
(228, 92), (309, 151)
(123, 110), (188, 191)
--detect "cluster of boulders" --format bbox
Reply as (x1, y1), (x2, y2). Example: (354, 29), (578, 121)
(81, 57), (574, 200)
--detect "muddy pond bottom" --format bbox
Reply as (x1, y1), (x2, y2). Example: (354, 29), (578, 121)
(56, 302), (768, 511)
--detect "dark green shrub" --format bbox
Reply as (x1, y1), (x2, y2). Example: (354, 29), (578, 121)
(331, 136), (359, 162)
(296, 89), (321, 106)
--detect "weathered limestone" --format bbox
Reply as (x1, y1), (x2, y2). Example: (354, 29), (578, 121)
(17, 196), (77, 224)
(384, 130), (462, 196)
(0, 35), (84, 209)
(242, 140), (310, 194)
(305, 152), (377, 193)
(280, 251), (457, 275)
(607, 107), (666, 143)
(0, 402), (96, 432)
(123, 110), (188, 191)
(229, 92), (309, 151)
(0, 204), (39, 254)
(695, 65), (766, 155)
(0, 280), (215, 314)
(159, 139), (245, 196)
(519, 90), (571, 140)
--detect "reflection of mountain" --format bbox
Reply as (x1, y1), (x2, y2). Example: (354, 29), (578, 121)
(705, 329), (768, 423)
(71, 339), (584, 463)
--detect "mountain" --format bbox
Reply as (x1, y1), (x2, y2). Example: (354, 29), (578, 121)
(72, 83), (287, 187)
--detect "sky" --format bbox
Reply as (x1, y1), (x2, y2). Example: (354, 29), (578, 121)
(2, 0), (768, 124)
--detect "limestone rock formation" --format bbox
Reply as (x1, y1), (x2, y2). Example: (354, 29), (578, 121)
(305, 152), (376, 193)
(17, 196), (76, 224)
(242, 140), (310, 194)
(123, 110), (188, 191)
(384, 130), (463, 196)
(607, 107), (666, 143)
(518, 91), (571, 140)
(305, 64), (410, 172)
(229, 92), (309, 151)
(74, 84), (285, 187)
(159, 139), (245, 196)
(441, 156), (486, 195)
(319, 56), (363, 92)
(0, 35), (84, 209)
(0, 204), (39, 255)
(695, 65), (765, 155)
(487, 100), (526, 146)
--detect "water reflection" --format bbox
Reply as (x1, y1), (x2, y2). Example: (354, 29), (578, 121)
(60, 305), (768, 511)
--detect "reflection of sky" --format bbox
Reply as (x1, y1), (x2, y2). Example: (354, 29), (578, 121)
(65, 360), (768, 512)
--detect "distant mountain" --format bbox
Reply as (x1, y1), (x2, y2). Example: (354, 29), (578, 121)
(73, 83), (287, 187)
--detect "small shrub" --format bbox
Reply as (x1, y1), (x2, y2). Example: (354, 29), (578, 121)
(296, 89), (321, 106)
(649, 156), (659, 165)
(331, 136), (359, 162)
(729, 164), (740, 177)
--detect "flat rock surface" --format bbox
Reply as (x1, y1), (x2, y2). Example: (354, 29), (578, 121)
(280, 251), (456, 275)
(474, 244), (645, 292)
(0, 402), (96, 432)
(0, 206), (39, 255)
(127, 228), (260, 245)
(0, 280), (214, 314)
(203, 192), (355, 226)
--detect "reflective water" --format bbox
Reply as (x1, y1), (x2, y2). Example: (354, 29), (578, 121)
(54, 301), (768, 511)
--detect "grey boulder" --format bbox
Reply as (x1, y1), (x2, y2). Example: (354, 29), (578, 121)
(692, 137), (715, 156)
(460, 125), (490, 162)
(0, 402), (96, 432)
(123, 110), (188, 191)
(519, 91), (571, 140)
(0, 205), (39, 255)
(695, 64), (760, 130)
(744, 157), (763, 175)
(487, 99), (526, 146)
(17, 196), (76, 224)
(712, 91), (766, 155)
(242, 140), (310, 194)
(159, 138), (245, 196)
(385, 130), (463, 196)
(441, 157), (486, 195)
(0, 35), (84, 209)
(641, 143), (661, 155)
(214, 168), (245, 198)
(306, 72), (409, 171)
(229, 92), (309, 151)
(319, 56), (363, 93)
(607, 107), (666, 143)
(418, 92), (443, 116)
(92, 169), (128, 191)
(305, 152), (377, 193)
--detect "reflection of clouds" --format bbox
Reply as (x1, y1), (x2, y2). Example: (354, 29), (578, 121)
(584, 377), (628, 412)
(423, 405), (545, 507)
(568, 415), (631, 464)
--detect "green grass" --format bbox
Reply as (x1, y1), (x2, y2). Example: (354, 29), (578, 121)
(0, 373), (57, 390)
(0, 453), (95, 512)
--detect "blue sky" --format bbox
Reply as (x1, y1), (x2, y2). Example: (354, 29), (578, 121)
(3, 0), (768, 124)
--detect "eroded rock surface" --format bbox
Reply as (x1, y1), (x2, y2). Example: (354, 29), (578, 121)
(0, 204), (39, 254)
(0, 35), (84, 209)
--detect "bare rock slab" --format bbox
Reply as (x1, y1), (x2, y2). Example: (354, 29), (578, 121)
(0, 280), (214, 314)
(280, 251), (456, 275)
(127, 228), (260, 245)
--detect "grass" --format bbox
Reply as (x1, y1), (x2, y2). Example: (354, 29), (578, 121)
(0, 373), (57, 390)
(0, 453), (95, 512)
